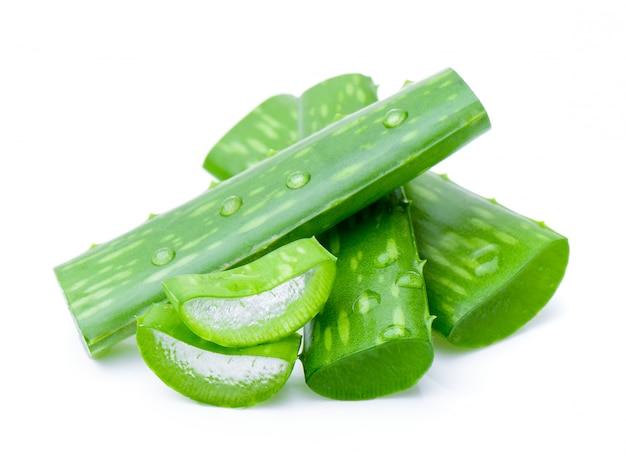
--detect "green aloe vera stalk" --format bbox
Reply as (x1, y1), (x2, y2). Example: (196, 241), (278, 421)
(203, 74), (378, 180)
(162, 238), (337, 347)
(404, 172), (569, 347)
(136, 301), (301, 407)
(204, 74), (440, 399)
(55, 67), (489, 357)
(302, 189), (435, 399)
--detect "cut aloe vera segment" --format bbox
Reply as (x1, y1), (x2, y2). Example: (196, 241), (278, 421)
(405, 172), (569, 347)
(136, 301), (301, 407)
(301, 189), (435, 400)
(162, 237), (337, 347)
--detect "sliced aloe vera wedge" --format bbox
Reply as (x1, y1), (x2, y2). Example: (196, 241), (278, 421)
(136, 301), (301, 407)
(162, 237), (337, 347)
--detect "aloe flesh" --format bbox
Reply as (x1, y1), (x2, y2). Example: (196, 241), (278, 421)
(54, 67), (489, 357)
(405, 172), (569, 347)
(162, 238), (337, 347)
(136, 301), (301, 407)
(301, 189), (435, 399)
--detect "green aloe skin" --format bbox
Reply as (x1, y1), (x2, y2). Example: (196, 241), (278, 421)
(162, 238), (337, 348)
(405, 172), (569, 347)
(55, 67), (489, 357)
(301, 189), (435, 400)
(136, 301), (301, 407)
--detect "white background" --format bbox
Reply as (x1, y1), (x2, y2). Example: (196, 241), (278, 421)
(2, 1), (625, 463)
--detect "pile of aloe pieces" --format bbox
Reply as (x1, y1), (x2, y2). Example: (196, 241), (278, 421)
(54, 69), (569, 407)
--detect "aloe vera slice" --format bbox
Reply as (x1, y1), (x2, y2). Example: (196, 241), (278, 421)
(55, 67), (488, 357)
(162, 238), (337, 347)
(136, 301), (301, 407)
(301, 189), (435, 399)
(405, 172), (569, 347)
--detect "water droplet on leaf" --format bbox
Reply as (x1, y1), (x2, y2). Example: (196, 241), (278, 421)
(352, 290), (381, 315)
(375, 239), (401, 268)
(286, 171), (311, 189)
(395, 271), (424, 289)
(382, 109), (408, 128)
(472, 244), (500, 276)
(375, 251), (399, 268)
(379, 324), (410, 342)
(219, 195), (242, 216)
(152, 247), (175, 266)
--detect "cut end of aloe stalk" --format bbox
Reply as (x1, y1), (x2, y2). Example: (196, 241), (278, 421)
(304, 338), (434, 400)
(137, 302), (301, 407)
(447, 237), (570, 347)
(406, 171), (570, 348)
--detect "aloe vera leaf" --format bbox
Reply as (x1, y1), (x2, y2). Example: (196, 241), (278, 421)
(203, 73), (378, 180)
(162, 237), (337, 347)
(302, 189), (435, 399)
(404, 172), (569, 347)
(54, 67), (489, 357)
(136, 301), (301, 407)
